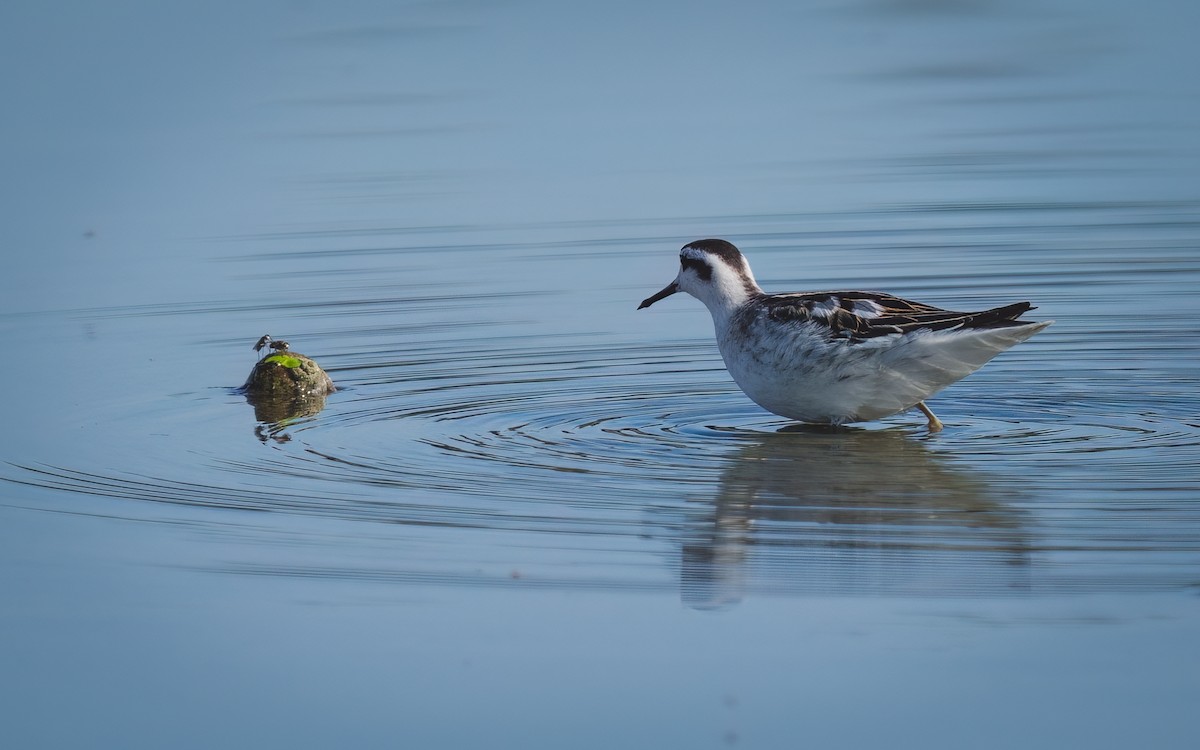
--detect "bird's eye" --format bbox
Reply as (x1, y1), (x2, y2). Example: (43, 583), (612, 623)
(681, 256), (713, 281)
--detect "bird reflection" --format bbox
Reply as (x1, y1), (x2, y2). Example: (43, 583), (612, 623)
(679, 426), (1030, 609)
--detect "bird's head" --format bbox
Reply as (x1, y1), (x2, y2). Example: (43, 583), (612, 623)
(638, 239), (761, 314)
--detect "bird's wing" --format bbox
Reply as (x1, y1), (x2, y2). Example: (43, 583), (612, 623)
(760, 291), (1036, 340)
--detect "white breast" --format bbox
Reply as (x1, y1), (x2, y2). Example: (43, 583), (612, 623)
(714, 308), (1049, 424)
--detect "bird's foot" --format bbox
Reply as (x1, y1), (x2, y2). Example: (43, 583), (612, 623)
(916, 401), (944, 432)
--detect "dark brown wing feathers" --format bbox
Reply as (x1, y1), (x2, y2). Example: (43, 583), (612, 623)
(762, 292), (1036, 340)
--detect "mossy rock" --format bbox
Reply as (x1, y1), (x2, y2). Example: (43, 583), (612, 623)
(244, 351), (335, 398)
(243, 351), (335, 424)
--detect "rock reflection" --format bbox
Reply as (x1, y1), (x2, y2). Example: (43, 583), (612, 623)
(244, 390), (329, 443)
(680, 428), (1029, 609)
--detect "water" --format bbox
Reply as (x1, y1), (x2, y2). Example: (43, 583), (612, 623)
(2, 1), (1199, 748)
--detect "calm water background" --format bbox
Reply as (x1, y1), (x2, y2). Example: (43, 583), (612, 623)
(2, 1), (1199, 747)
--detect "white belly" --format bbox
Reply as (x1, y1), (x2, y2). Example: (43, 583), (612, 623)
(715, 318), (1050, 424)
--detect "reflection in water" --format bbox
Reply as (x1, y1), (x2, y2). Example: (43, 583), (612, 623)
(244, 388), (329, 442)
(681, 428), (1028, 609)
(244, 386), (329, 421)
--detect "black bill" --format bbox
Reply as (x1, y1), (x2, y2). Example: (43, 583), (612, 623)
(638, 282), (679, 309)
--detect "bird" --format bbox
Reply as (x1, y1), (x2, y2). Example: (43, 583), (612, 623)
(253, 334), (272, 357)
(637, 239), (1051, 431)
(268, 340), (290, 353)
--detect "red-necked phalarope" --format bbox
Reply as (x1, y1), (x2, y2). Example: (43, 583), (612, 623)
(638, 239), (1052, 431)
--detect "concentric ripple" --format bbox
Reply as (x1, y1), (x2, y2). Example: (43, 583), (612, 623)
(13, 330), (1198, 536)
(4, 207), (1200, 598)
(307, 334), (1200, 475)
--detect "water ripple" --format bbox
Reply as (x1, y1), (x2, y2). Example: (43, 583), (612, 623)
(4, 207), (1200, 600)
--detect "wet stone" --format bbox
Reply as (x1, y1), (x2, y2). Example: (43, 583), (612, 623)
(244, 351), (335, 398)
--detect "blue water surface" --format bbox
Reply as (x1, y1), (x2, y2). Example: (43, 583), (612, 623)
(2, 1), (1198, 748)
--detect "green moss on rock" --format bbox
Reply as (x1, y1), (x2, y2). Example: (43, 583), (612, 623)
(244, 351), (335, 398)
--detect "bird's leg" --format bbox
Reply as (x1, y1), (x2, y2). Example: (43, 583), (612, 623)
(916, 401), (944, 432)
